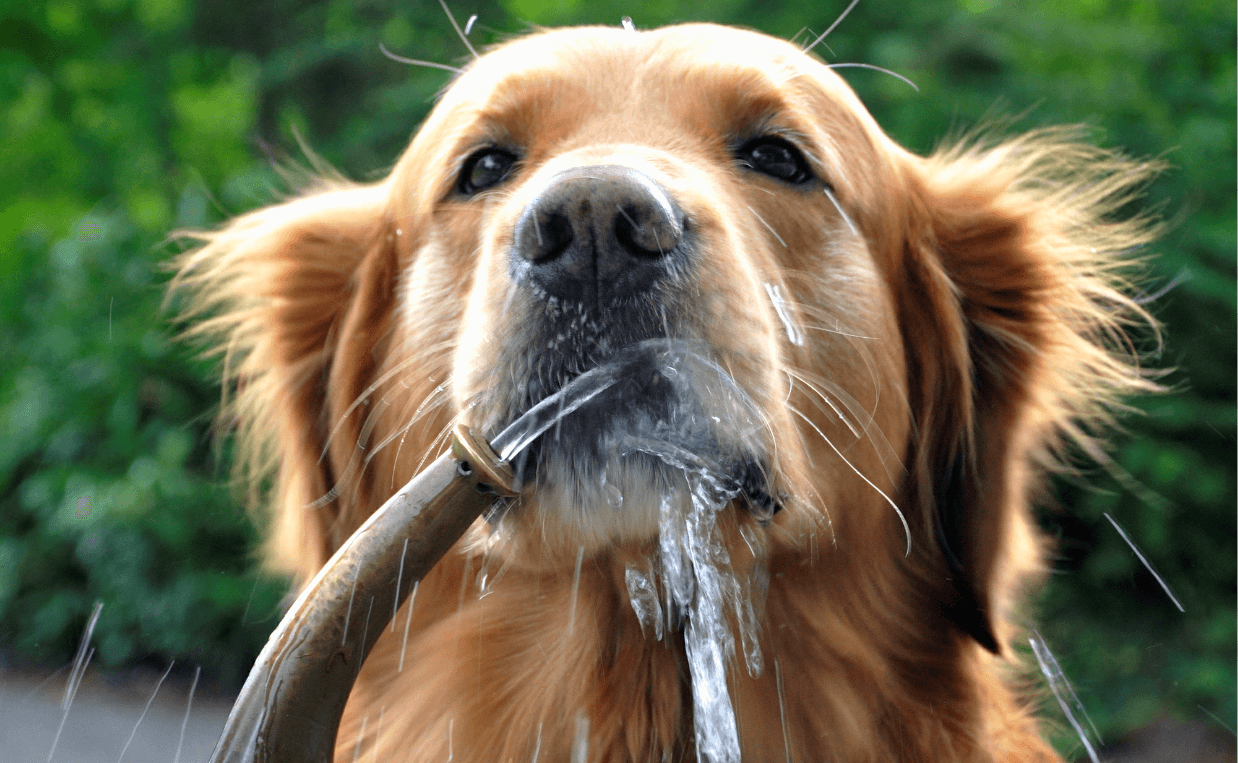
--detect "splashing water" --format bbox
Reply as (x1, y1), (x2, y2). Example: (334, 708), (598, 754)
(492, 360), (622, 463)
(499, 339), (772, 762)
(621, 460), (769, 762)
(571, 712), (590, 763)
(1028, 630), (1101, 763)
(49, 600), (103, 763)
(172, 666), (201, 763)
(623, 564), (664, 640)
(597, 342), (770, 763)
(1103, 512), (1184, 612)
(678, 476), (743, 763)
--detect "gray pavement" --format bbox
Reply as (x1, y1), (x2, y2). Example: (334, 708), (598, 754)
(0, 668), (234, 763)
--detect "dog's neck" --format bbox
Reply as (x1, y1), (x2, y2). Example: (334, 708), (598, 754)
(339, 541), (1059, 762)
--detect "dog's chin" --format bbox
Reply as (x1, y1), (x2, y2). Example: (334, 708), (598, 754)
(489, 387), (777, 550)
(471, 336), (777, 550)
(520, 445), (689, 547)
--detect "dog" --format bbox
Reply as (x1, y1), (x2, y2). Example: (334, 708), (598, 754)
(174, 22), (1159, 762)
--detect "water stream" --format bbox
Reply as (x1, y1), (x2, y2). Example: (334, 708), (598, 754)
(502, 339), (771, 762)
(563, 341), (768, 762)
(626, 453), (768, 763)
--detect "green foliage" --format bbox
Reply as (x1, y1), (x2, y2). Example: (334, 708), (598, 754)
(0, 202), (288, 683)
(0, 0), (1232, 751)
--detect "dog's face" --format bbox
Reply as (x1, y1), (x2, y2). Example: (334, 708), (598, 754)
(387, 25), (909, 556)
(178, 20), (1159, 760)
(178, 28), (1158, 757)
(181, 19), (1156, 649)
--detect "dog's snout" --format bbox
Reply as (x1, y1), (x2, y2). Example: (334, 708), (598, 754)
(512, 166), (686, 304)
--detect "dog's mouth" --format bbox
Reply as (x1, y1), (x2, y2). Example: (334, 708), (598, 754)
(484, 338), (780, 522)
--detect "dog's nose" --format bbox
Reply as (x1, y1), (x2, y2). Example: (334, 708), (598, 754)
(512, 166), (686, 304)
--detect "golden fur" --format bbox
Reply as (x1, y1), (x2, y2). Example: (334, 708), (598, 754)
(173, 24), (1159, 762)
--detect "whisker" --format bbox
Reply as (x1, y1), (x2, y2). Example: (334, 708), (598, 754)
(788, 405), (911, 556)
(799, 321), (874, 340)
(794, 28), (835, 57)
(379, 43), (462, 74)
(784, 369), (860, 438)
(785, 345), (875, 428)
(335, 387), (405, 506)
(813, 368), (900, 480)
(321, 355), (420, 462)
(387, 382), (452, 487)
(803, 0), (861, 55)
(775, 389), (836, 544)
(827, 63), (920, 92)
(823, 186), (859, 236)
(415, 404), (474, 476)
(438, 0), (479, 59)
(364, 385), (450, 477)
(791, 367), (902, 489)
(772, 281), (905, 479)
(747, 206), (787, 248)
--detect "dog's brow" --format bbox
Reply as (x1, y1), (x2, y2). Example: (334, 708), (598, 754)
(459, 51), (807, 140)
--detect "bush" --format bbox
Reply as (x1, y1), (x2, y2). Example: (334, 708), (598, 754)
(0, 0), (1232, 750)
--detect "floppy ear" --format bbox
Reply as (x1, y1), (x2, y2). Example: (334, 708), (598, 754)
(898, 131), (1160, 652)
(171, 181), (399, 580)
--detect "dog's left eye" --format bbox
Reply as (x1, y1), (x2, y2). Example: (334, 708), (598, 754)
(737, 137), (814, 185)
(459, 148), (517, 194)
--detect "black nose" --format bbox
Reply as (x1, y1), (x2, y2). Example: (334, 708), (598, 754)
(511, 166), (686, 305)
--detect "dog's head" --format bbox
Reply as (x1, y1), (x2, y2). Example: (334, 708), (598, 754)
(175, 23), (1156, 653)
(410, 25), (910, 559)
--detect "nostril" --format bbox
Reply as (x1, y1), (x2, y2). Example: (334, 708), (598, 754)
(614, 204), (682, 257)
(511, 165), (689, 304)
(525, 211), (574, 263)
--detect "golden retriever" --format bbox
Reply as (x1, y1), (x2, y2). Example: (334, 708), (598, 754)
(174, 23), (1159, 762)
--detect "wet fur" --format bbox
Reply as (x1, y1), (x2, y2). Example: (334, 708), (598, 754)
(173, 24), (1159, 762)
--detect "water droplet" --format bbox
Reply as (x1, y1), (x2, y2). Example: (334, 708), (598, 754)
(763, 282), (805, 346)
(571, 711), (590, 763)
(605, 482), (623, 507)
(624, 565), (663, 640)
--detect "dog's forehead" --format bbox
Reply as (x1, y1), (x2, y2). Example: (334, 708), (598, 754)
(390, 23), (896, 219)
(437, 24), (859, 135)
(478, 23), (805, 74)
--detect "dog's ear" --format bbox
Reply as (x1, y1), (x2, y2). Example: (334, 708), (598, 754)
(897, 131), (1160, 652)
(171, 182), (398, 581)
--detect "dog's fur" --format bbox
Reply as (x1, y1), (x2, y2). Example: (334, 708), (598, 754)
(173, 24), (1159, 762)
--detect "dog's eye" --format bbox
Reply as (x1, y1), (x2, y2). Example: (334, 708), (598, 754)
(737, 137), (813, 185)
(459, 148), (517, 194)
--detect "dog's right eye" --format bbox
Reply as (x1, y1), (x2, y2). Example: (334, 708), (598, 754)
(459, 148), (517, 195)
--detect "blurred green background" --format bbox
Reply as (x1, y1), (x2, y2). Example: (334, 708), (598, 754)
(0, 0), (1233, 756)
